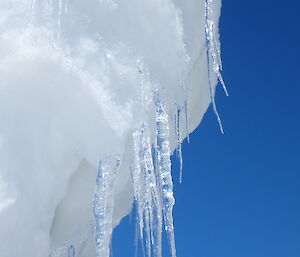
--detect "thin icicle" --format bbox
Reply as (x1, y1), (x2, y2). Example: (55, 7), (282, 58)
(143, 189), (151, 257)
(175, 109), (183, 183)
(154, 91), (176, 257)
(184, 100), (190, 143)
(205, 0), (226, 133)
(205, 0), (229, 97)
(205, 21), (225, 134)
(142, 127), (163, 257)
(132, 125), (163, 257)
(132, 129), (145, 240)
(206, 50), (225, 134)
(93, 156), (120, 257)
(181, 80), (190, 143)
(140, 128), (152, 257)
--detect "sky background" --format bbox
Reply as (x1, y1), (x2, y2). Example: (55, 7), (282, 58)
(112, 0), (300, 256)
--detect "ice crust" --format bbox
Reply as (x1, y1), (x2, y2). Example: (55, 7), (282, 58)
(0, 0), (222, 256)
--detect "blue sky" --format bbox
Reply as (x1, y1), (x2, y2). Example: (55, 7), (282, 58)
(112, 1), (300, 256)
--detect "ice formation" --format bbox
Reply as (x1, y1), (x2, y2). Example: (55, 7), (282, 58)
(0, 0), (224, 256)
(93, 157), (120, 257)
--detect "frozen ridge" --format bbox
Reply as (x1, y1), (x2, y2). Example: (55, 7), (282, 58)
(0, 0), (225, 256)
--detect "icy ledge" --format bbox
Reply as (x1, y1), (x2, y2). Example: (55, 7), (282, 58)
(0, 0), (224, 256)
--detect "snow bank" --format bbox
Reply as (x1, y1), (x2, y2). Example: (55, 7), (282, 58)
(0, 0), (223, 256)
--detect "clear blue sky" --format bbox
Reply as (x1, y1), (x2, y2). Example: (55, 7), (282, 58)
(112, 1), (300, 256)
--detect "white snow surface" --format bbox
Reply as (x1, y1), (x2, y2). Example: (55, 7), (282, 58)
(0, 0), (222, 256)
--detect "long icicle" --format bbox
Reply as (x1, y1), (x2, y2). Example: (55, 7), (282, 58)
(132, 129), (145, 241)
(205, 0), (229, 97)
(154, 91), (176, 257)
(132, 124), (163, 257)
(93, 156), (120, 257)
(205, 0), (226, 133)
(176, 109), (183, 183)
(142, 127), (163, 257)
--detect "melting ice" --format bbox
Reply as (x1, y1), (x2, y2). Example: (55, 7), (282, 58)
(0, 0), (225, 256)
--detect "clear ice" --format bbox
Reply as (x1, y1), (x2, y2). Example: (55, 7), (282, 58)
(130, 91), (176, 257)
(205, 0), (228, 133)
(154, 92), (176, 257)
(93, 157), (120, 257)
(0, 0), (225, 256)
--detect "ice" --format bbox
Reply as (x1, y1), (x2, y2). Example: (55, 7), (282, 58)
(154, 92), (176, 257)
(0, 0), (224, 256)
(93, 157), (120, 257)
(205, 0), (228, 96)
(175, 109), (183, 183)
(132, 123), (164, 257)
(131, 92), (176, 257)
(205, 0), (228, 133)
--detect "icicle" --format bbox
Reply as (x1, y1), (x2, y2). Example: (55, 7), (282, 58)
(184, 99), (190, 143)
(93, 156), (120, 257)
(181, 80), (190, 143)
(206, 50), (225, 134)
(205, 0), (226, 133)
(132, 125), (163, 257)
(175, 109), (183, 183)
(154, 91), (176, 257)
(205, 0), (229, 97)
(141, 126), (163, 257)
(132, 129), (145, 240)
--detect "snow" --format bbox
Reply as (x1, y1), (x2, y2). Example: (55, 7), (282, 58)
(0, 0), (223, 256)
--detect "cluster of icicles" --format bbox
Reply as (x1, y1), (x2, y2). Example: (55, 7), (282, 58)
(92, 91), (176, 257)
(91, 1), (228, 256)
(43, 0), (227, 256)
